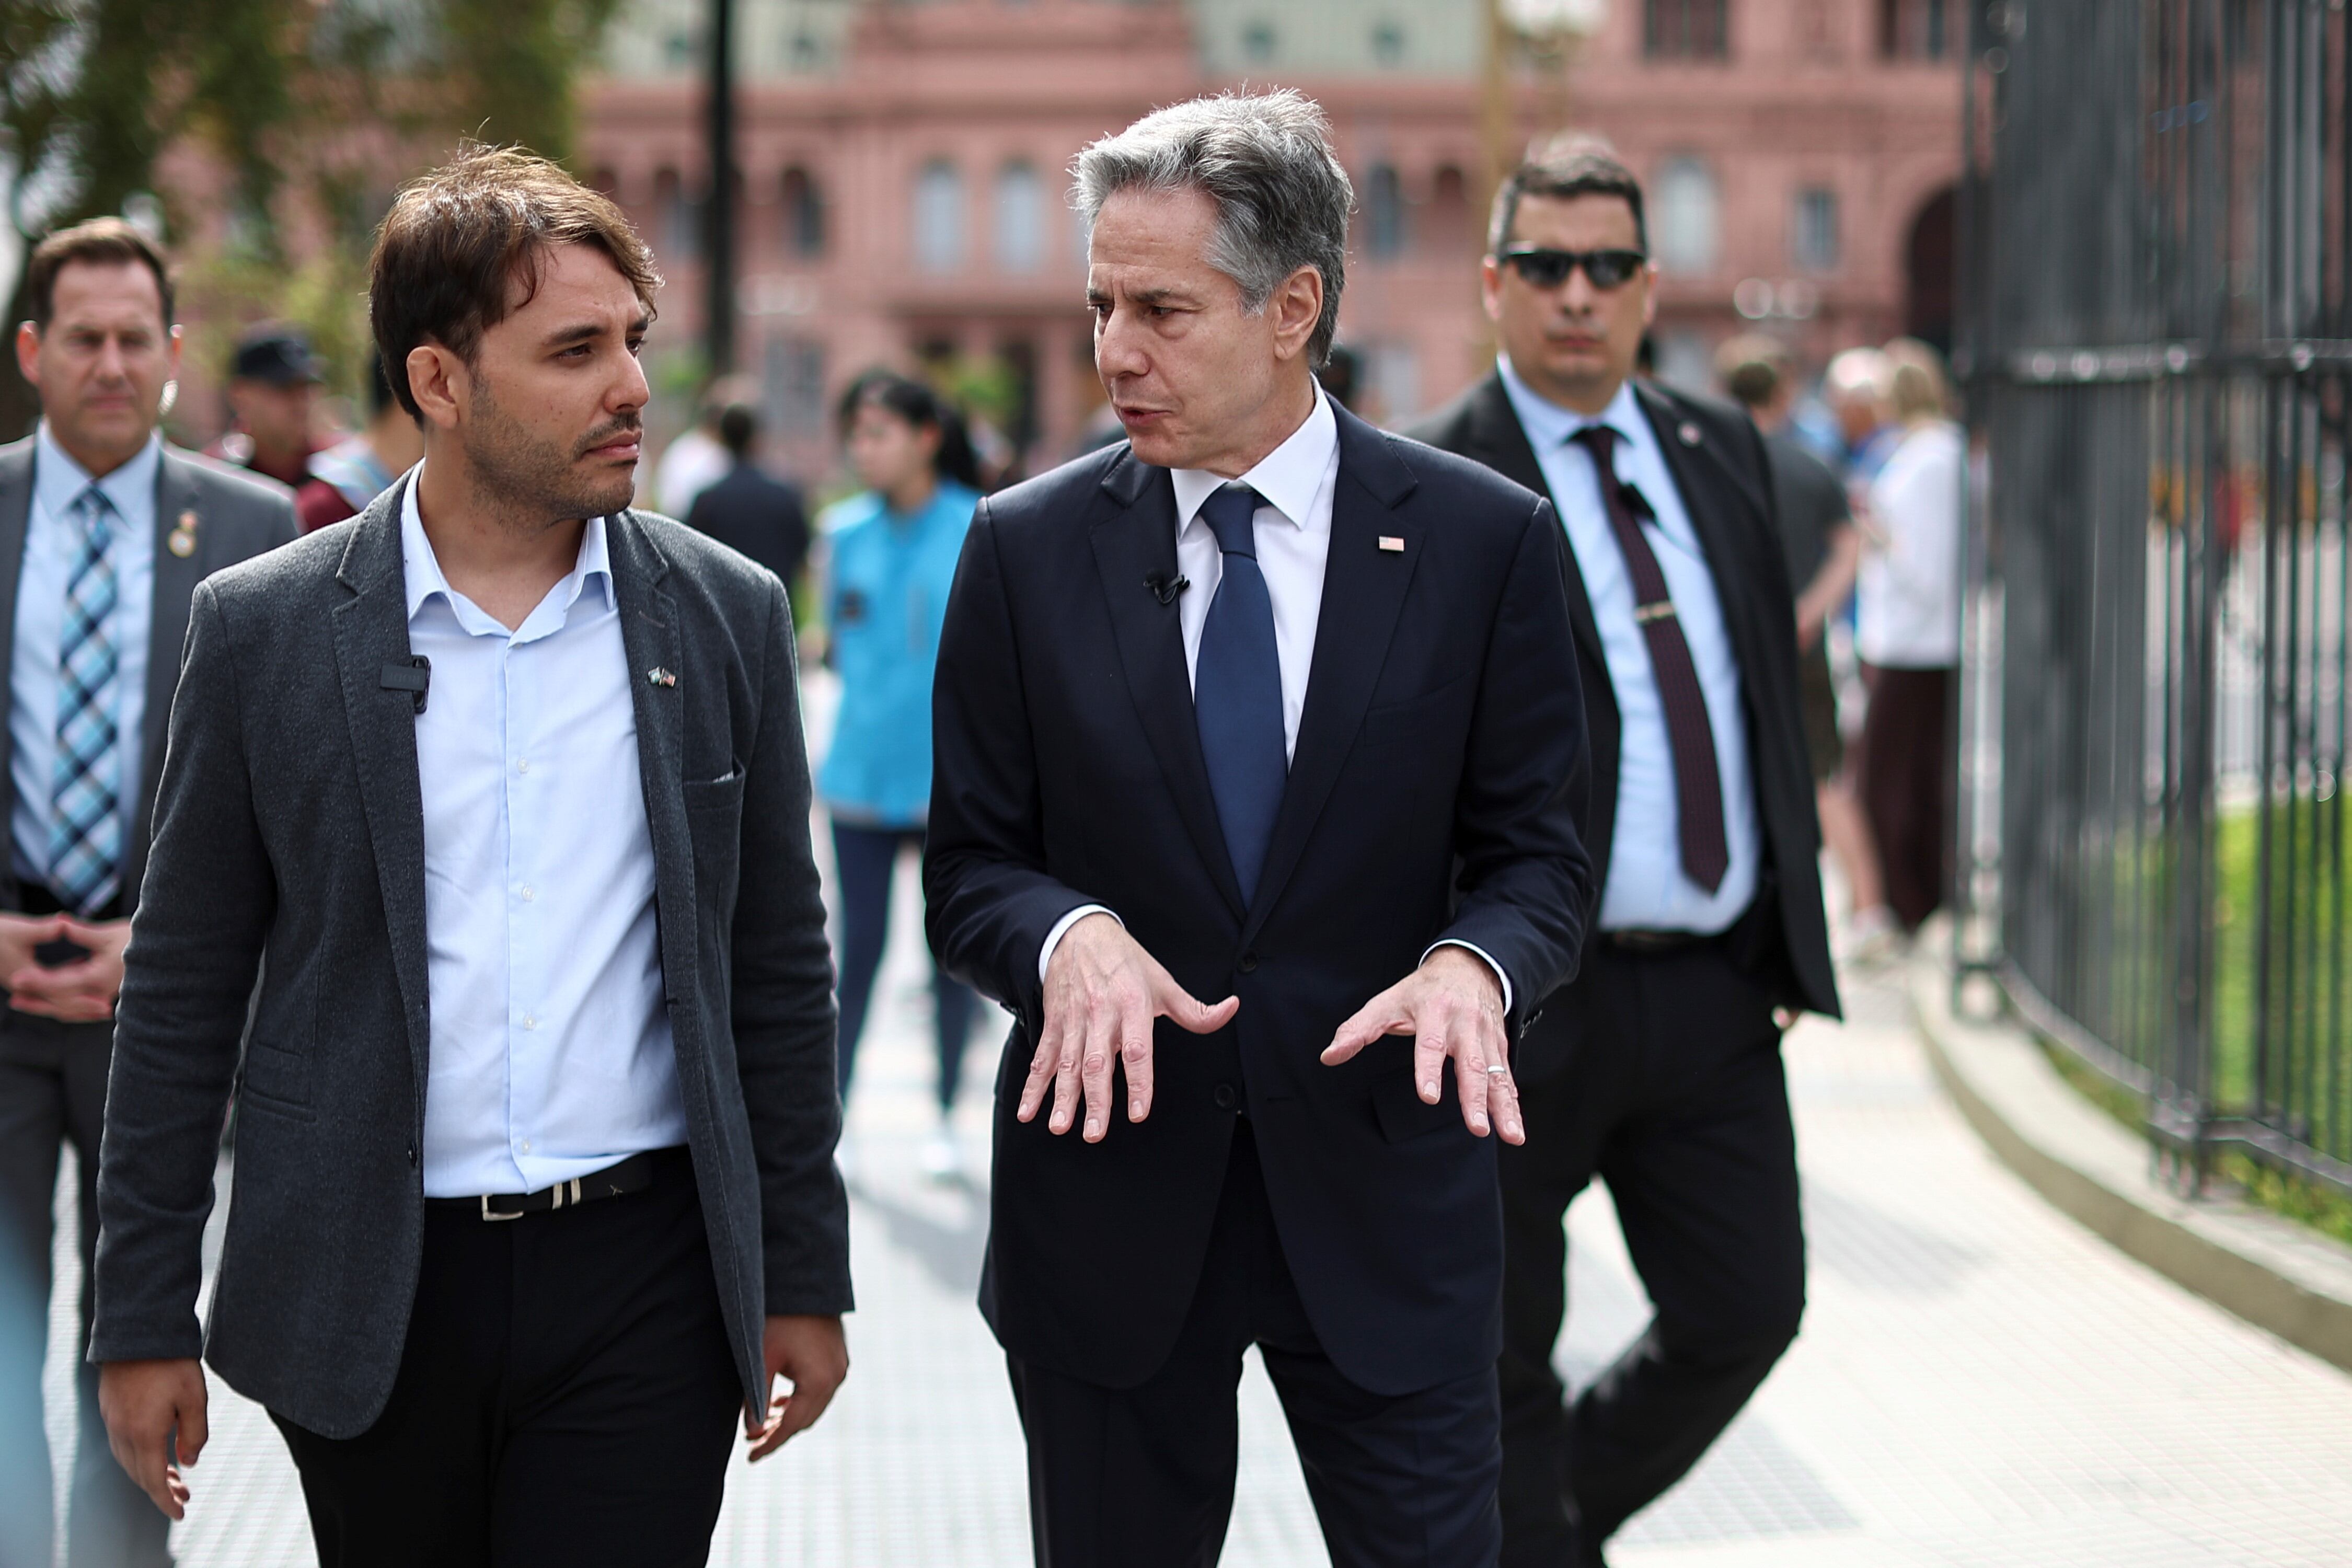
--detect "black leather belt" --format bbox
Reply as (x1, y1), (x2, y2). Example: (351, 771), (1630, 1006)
(430, 1147), (674, 1223)
(1600, 928), (1716, 953)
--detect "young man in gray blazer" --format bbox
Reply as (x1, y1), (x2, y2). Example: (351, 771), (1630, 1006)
(89, 147), (849, 1566)
(0, 217), (296, 1568)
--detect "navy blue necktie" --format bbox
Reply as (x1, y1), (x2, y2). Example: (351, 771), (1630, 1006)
(1193, 482), (1287, 903)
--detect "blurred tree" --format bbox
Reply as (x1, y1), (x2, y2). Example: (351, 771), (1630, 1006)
(0, 0), (622, 439)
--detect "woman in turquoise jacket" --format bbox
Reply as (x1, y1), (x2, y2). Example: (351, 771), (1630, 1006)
(818, 370), (981, 1177)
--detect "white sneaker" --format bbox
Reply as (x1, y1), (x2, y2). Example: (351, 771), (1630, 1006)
(919, 1124), (962, 1181)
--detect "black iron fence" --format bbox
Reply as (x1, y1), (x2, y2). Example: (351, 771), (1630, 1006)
(1957, 0), (2352, 1196)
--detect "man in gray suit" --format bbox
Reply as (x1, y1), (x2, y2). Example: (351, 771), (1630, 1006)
(90, 147), (849, 1566)
(0, 217), (296, 1568)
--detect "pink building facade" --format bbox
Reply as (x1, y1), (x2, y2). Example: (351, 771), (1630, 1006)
(581, 0), (1964, 480)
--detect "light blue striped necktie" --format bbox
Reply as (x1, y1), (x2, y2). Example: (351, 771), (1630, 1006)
(51, 485), (121, 915)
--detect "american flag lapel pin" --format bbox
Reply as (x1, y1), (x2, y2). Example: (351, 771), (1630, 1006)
(1377, 535), (1405, 552)
(648, 666), (677, 688)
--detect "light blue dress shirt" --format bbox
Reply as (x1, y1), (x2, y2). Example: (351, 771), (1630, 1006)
(1498, 358), (1760, 933)
(400, 477), (686, 1197)
(11, 423), (158, 890)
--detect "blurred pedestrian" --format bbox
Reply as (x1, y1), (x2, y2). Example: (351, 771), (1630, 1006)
(655, 375), (754, 517)
(0, 216), (295, 1568)
(1716, 336), (1893, 952)
(295, 350), (423, 533)
(1823, 345), (1897, 482)
(90, 146), (848, 1566)
(1411, 147), (1839, 1568)
(819, 369), (979, 1179)
(929, 90), (1592, 1568)
(204, 322), (327, 490)
(1854, 340), (1964, 935)
(683, 400), (810, 590)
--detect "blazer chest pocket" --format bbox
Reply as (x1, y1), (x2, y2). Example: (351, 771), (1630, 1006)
(683, 764), (746, 812)
(1355, 674), (1474, 752)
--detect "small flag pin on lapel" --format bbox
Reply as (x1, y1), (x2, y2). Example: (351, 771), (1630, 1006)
(168, 510), (198, 558)
(1378, 535), (1404, 552)
(1678, 422), (1703, 447)
(647, 666), (677, 688)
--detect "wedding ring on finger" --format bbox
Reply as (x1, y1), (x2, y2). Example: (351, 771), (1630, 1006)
(1485, 1064), (1511, 1079)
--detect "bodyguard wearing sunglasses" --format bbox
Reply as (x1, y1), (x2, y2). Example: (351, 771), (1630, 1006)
(1409, 148), (1839, 1567)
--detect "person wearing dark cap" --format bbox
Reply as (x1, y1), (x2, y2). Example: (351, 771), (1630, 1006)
(204, 322), (326, 489)
(682, 401), (809, 590)
(295, 351), (424, 534)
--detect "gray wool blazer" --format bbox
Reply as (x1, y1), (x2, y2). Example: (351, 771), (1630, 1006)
(88, 477), (849, 1438)
(0, 437), (297, 913)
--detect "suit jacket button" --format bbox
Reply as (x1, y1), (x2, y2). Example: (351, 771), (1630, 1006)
(1238, 951), (1259, 973)
(1213, 1083), (1238, 1110)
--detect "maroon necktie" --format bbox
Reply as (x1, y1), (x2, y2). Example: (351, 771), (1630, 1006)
(1571, 425), (1729, 893)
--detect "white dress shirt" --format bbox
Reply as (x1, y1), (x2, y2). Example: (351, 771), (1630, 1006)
(1498, 358), (1761, 935)
(10, 423), (158, 889)
(1857, 420), (1964, 669)
(401, 475), (686, 1197)
(1037, 387), (1511, 1005)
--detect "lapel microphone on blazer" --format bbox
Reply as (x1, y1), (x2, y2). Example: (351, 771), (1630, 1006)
(1144, 572), (1190, 605)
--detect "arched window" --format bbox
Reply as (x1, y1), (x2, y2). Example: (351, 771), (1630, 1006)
(913, 159), (964, 273)
(782, 167), (825, 260)
(1651, 156), (1719, 275)
(995, 162), (1044, 273)
(1364, 165), (1406, 260)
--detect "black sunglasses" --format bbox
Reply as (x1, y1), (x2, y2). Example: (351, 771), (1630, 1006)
(1497, 247), (1650, 291)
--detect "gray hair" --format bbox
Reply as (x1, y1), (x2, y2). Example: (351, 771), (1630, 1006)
(1072, 89), (1353, 370)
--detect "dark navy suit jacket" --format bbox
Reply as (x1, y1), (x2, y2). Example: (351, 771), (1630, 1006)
(925, 400), (1593, 1396)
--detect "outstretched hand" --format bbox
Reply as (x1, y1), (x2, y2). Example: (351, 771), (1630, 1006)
(1027, 913), (1239, 1142)
(1321, 946), (1524, 1143)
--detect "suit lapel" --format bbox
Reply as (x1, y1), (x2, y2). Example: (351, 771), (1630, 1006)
(0, 443), (31, 904)
(606, 514), (700, 1013)
(1632, 385), (1773, 681)
(1088, 455), (1247, 921)
(1241, 408), (1417, 942)
(329, 482), (434, 1109)
(121, 452), (209, 906)
(1465, 374), (1607, 677)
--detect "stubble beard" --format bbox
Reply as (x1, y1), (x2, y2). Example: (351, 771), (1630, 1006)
(461, 373), (639, 532)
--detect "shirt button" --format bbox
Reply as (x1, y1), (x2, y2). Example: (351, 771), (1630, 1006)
(516, 758), (530, 774)
(520, 886), (535, 902)
(519, 1138), (533, 1154)
(522, 1014), (538, 1031)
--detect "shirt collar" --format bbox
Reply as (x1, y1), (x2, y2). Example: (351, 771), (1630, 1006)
(400, 464), (613, 628)
(1495, 355), (1646, 457)
(34, 421), (160, 525)
(1168, 382), (1337, 538)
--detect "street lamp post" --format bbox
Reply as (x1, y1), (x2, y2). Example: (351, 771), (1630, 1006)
(705, 0), (737, 375)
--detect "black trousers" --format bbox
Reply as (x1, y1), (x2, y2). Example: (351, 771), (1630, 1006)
(1007, 1120), (1502, 1568)
(1497, 940), (1806, 1567)
(272, 1148), (742, 1568)
(0, 1013), (174, 1568)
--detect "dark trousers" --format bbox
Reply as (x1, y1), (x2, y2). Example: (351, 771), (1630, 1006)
(1007, 1121), (1502, 1568)
(1498, 941), (1806, 1567)
(271, 1148), (741, 1568)
(0, 1014), (174, 1568)
(830, 818), (977, 1107)
(1857, 663), (1955, 931)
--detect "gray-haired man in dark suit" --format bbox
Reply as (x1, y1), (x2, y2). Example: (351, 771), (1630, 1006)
(89, 146), (849, 1567)
(0, 216), (295, 1568)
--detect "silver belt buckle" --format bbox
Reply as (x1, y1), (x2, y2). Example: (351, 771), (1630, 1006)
(481, 1194), (523, 1222)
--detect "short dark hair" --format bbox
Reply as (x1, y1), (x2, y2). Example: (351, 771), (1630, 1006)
(368, 143), (662, 420)
(25, 217), (175, 331)
(718, 401), (757, 457)
(1488, 149), (1648, 257)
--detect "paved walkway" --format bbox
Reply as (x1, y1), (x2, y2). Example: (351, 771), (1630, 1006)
(43, 878), (2352, 1565)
